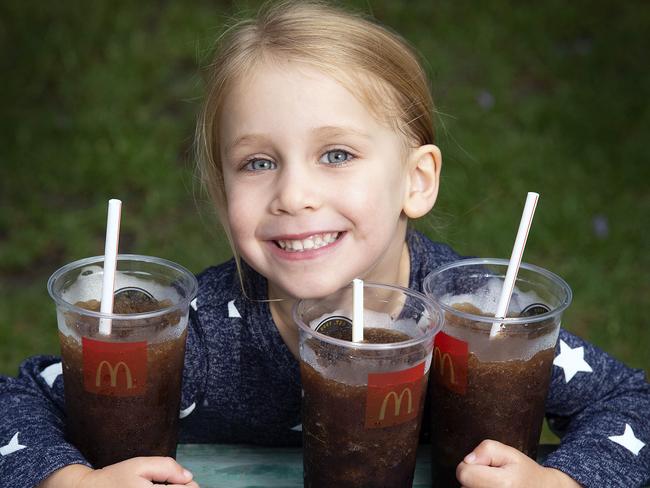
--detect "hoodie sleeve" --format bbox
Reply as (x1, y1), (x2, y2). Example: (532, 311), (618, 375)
(542, 329), (650, 488)
(0, 354), (90, 488)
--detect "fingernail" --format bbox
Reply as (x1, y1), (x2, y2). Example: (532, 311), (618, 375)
(183, 469), (193, 478)
(464, 452), (476, 464)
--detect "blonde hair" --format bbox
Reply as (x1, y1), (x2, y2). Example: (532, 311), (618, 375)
(195, 0), (435, 279)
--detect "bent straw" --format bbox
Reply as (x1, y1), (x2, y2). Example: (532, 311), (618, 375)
(99, 199), (122, 335)
(490, 192), (539, 338)
(352, 278), (364, 342)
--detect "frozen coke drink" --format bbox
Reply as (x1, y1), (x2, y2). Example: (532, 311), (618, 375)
(48, 255), (198, 467)
(294, 282), (442, 488)
(423, 258), (571, 487)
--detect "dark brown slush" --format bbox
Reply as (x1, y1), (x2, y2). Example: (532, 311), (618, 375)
(59, 299), (186, 468)
(422, 259), (570, 488)
(301, 328), (428, 488)
(429, 348), (554, 487)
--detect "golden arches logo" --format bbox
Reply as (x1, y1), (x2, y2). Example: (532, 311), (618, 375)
(95, 360), (133, 389)
(378, 388), (413, 420)
(433, 347), (456, 385)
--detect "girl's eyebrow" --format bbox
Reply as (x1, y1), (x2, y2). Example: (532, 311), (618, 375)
(226, 133), (270, 155)
(226, 125), (372, 155)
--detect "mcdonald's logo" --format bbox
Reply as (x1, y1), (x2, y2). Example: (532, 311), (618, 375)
(433, 348), (457, 385)
(365, 362), (424, 429)
(95, 361), (133, 389)
(433, 332), (468, 395)
(82, 337), (147, 397)
(378, 387), (413, 420)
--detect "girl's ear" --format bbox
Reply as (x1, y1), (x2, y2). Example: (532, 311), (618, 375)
(403, 144), (442, 218)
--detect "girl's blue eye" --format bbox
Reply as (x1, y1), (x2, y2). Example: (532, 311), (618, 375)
(245, 158), (276, 171)
(319, 149), (353, 165)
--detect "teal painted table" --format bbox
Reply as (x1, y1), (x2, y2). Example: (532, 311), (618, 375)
(177, 443), (434, 488)
(176, 444), (565, 487)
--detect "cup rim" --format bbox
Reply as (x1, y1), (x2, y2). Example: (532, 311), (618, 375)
(423, 258), (572, 325)
(47, 254), (199, 321)
(293, 281), (442, 350)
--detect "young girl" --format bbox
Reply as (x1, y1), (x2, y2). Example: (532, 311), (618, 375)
(1, 2), (648, 487)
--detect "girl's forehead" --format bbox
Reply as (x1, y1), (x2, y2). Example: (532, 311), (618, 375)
(225, 63), (372, 121)
(221, 60), (402, 144)
(230, 60), (351, 100)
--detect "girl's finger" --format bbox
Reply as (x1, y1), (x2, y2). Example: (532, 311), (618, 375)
(129, 456), (194, 484)
(466, 439), (521, 467)
(456, 463), (510, 488)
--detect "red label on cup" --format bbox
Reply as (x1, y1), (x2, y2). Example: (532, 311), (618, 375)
(365, 362), (425, 429)
(82, 337), (147, 396)
(432, 331), (468, 394)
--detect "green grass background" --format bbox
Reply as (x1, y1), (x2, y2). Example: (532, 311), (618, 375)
(1, 0), (648, 443)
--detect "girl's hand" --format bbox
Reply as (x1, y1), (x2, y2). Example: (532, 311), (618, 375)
(456, 440), (581, 488)
(39, 457), (199, 488)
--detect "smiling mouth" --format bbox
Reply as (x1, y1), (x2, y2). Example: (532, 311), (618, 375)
(274, 232), (342, 252)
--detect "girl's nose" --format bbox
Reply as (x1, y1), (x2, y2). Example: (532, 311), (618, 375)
(270, 164), (320, 215)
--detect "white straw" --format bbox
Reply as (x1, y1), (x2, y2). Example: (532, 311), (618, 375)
(352, 278), (364, 342)
(99, 199), (122, 335)
(490, 192), (539, 338)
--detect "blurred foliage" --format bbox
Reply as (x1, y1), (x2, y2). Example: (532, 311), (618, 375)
(1, 0), (648, 385)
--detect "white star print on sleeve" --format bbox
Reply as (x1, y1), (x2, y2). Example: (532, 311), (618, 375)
(179, 401), (196, 419)
(0, 433), (27, 456)
(190, 297), (198, 311)
(609, 424), (646, 456)
(228, 300), (241, 318)
(39, 362), (62, 388)
(543, 328), (650, 485)
(553, 339), (593, 382)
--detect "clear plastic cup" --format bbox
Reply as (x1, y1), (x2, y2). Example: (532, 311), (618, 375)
(48, 254), (198, 467)
(423, 258), (572, 487)
(294, 282), (442, 488)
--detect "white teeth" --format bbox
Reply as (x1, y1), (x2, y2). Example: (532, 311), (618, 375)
(276, 232), (340, 252)
(303, 239), (315, 249)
